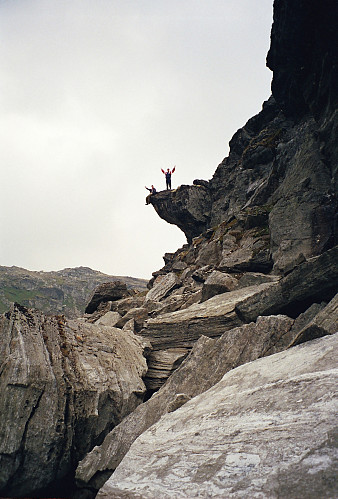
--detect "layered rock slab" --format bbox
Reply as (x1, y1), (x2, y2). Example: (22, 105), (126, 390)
(98, 333), (338, 499)
(140, 281), (276, 350)
(236, 246), (338, 322)
(76, 314), (299, 496)
(0, 304), (148, 497)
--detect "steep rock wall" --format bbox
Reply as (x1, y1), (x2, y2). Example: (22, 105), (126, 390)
(149, 0), (337, 274)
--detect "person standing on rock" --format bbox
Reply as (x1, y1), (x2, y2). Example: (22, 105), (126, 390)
(145, 185), (156, 205)
(161, 166), (175, 190)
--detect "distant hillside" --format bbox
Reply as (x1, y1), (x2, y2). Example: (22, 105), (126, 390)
(0, 266), (147, 318)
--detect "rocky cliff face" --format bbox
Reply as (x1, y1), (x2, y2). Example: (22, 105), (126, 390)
(149, 0), (337, 274)
(0, 266), (147, 318)
(0, 1), (337, 498)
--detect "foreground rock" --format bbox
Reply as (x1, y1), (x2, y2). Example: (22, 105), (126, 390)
(98, 333), (338, 499)
(0, 304), (148, 497)
(76, 314), (306, 496)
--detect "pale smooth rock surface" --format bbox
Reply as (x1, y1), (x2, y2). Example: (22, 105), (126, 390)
(98, 333), (338, 499)
(76, 314), (297, 495)
(95, 311), (121, 326)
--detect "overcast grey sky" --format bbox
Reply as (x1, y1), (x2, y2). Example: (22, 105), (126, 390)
(0, 0), (273, 279)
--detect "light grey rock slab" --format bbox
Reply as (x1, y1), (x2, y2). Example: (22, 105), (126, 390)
(75, 314), (295, 496)
(140, 282), (276, 350)
(144, 272), (180, 304)
(99, 333), (338, 499)
(95, 311), (121, 327)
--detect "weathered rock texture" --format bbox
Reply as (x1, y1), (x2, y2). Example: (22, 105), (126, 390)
(76, 314), (302, 496)
(98, 333), (338, 499)
(148, 1), (337, 276)
(150, 185), (212, 242)
(0, 304), (148, 497)
(2, 1), (338, 498)
(289, 293), (338, 346)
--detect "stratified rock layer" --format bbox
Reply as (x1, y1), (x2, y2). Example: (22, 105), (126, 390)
(98, 334), (338, 499)
(0, 304), (148, 497)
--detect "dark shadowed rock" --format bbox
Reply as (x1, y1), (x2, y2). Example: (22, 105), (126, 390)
(85, 281), (132, 314)
(201, 271), (238, 302)
(236, 246), (338, 322)
(289, 293), (338, 346)
(150, 185), (212, 243)
(266, 0), (338, 119)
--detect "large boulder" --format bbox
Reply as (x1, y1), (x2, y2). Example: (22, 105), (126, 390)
(289, 293), (338, 346)
(0, 304), (148, 497)
(201, 270), (238, 302)
(236, 246), (338, 321)
(75, 314), (303, 497)
(85, 281), (132, 314)
(97, 333), (338, 499)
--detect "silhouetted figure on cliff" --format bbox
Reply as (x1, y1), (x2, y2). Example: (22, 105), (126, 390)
(161, 166), (175, 189)
(145, 185), (156, 204)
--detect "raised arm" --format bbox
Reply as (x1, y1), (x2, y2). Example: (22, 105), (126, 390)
(172, 166), (176, 174)
(161, 169), (165, 174)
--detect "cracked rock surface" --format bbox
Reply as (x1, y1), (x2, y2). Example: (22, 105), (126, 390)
(0, 303), (148, 497)
(98, 333), (338, 499)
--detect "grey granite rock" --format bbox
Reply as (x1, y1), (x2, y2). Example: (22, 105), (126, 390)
(75, 314), (297, 497)
(98, 334), (338, 499)
(140, 282), (276, 350)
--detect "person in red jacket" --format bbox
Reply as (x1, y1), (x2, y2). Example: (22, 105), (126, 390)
(161, 166), (176, 190)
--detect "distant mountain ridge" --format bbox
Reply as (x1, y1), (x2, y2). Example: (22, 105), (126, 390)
(0, 265), (147, 318)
